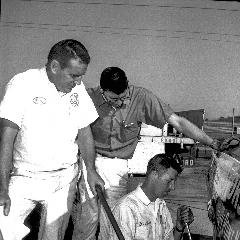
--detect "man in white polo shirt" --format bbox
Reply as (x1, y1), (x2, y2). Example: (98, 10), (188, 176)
(100, 154), (194, 240)
(0, 39), (104, 240)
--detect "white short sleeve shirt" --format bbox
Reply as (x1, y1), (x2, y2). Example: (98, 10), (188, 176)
(0, 68), (98, 171)
(103, 185), (174, 240)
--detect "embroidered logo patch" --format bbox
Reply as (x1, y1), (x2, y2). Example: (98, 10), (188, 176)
(70, 93), (79, 107)
(33, 97), (47, 104)
(138, 221), (151, 227)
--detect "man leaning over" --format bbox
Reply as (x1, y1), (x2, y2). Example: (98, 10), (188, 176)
(100, 153), (194, 240)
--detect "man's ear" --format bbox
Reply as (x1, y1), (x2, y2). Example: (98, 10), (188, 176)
(157, 169), (168, 181)
(50, 60), (60, 74)
(99, 87), (104, 94)
(150, 170), (160, 181)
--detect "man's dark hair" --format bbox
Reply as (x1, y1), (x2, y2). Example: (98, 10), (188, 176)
(146, 154), (183, 177)
(100, 67), (128, 95)
(46, 39), (90, 69)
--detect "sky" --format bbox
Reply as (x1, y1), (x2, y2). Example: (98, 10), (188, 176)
(1, 0), (240, 120)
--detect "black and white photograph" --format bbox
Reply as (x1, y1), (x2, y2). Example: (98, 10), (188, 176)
(1, 0), (240, 239)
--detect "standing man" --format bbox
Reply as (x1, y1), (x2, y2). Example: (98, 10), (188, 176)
(100, 154), (194, 240)
(0, 39), (104, 240)
(72, 66), (219, 240)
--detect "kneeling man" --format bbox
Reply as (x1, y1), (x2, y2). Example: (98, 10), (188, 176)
(100, 153), (194, 240)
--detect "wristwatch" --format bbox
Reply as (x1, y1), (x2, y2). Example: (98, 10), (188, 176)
(210, 138), (220, 151)
(175, 226), (184, 233)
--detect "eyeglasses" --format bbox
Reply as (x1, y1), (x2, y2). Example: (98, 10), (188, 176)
(102, 87), (130, 103)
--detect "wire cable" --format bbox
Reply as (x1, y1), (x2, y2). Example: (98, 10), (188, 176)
(2, 20), (240, 38)
(19, 0), (240, 13)
(1, 21), (240, 44)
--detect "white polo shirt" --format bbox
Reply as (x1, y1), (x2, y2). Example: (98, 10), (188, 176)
(0, 68), (98, 172)
(103, 185), (174, 240)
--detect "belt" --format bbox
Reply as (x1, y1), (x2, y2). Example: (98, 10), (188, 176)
(96, 153), (129, 160)
(12, 162), (78, 178)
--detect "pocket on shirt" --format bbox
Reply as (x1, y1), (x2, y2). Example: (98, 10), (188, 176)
(120, 122), (140, 142)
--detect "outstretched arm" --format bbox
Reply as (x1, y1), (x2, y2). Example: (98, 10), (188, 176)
(77, 125), (105, 195)
(0, 118), (19, 216)
(168, 113), (214, 146)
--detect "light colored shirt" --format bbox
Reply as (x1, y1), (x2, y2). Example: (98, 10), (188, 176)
(87, 85), (174, 159)
(103, 185), (174, 240)
(0, 68), (98, 172)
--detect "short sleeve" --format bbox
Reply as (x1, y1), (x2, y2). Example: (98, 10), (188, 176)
(0, 76), (27, 127)
(139, 88), (174, 129)
(75, 83), (99, 129)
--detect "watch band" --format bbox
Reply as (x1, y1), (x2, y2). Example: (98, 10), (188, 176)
(175, 226), (184, 233)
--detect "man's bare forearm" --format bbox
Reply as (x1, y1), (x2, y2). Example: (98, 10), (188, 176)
(168, 113), (213, 146)
(77, 125), (105, 195)
(176, 117), (213, 145)
(0, 141), (13, 191)
(0, 120), (18, 191)
(77, 126), (96, 171)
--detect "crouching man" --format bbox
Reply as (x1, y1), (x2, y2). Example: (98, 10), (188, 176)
(99, 153), (194, 240)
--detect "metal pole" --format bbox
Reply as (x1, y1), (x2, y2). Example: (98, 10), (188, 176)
(95, 185), (125, 240)
(232, 108), (235, 135)
(185, 223), (192, 240)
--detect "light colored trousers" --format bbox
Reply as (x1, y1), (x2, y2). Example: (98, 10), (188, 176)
(0, 163), (79, 240)
(72, 156), (129, 240)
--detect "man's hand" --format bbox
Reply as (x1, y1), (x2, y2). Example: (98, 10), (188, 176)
(0, 190), (11, 216)
(86, 169), (105, 196)
(176, 205), (194, 232)
(210, 135), (240, 153)
(207, 199), (215, 223)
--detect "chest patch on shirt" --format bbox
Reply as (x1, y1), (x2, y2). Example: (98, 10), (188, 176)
(33, 97), (47, 105)
(70, 93), (79, 107)
(138, 220), (151, 227)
